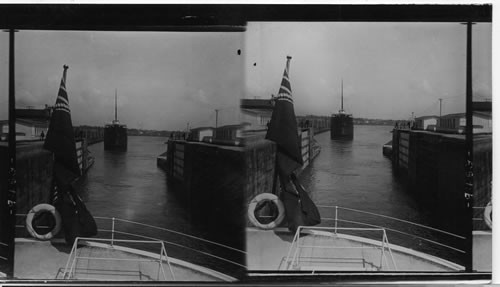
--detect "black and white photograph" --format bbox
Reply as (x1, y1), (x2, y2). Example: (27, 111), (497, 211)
(0, 3), (495, 284)
(243, 20), (492, 273)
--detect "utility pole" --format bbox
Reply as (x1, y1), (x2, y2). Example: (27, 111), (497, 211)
(439, 98), (443, 118)
(215, 109), (219, 129)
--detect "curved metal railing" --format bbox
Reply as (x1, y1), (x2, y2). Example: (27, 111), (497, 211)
(93, 216), (246, 269)
(283, 226), (398, 271)
(16, 214), (246, 270)
(62, 237), (176, 281)
(316, 205), (466, 257)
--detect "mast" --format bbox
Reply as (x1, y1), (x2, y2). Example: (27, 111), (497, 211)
(114, 88), (117, 122)
(338, 79), (345, 114)
(341, 79), (344, 111)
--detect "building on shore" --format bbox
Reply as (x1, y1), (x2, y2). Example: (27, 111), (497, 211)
(240, 98), (275, 132)
(0, 107), (52, 141)
(437, 112), (492, 134)
(212, 124), (249, 146)
(414, 115), (439, 131)
(187, 127), (214, 142)
(412, 111), (492, 135)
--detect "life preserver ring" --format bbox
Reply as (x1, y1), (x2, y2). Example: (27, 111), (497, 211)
(248, 193), (285, 230)
(484, 201), (492, 229)
(26, 204), (61, 240)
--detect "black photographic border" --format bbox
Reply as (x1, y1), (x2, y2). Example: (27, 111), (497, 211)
(0, 3), (493, 285)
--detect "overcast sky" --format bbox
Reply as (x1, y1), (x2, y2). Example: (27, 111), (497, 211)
(0, 21), (492, 129)
(1, 30), (245, 130)
(244, 22), (491, 120)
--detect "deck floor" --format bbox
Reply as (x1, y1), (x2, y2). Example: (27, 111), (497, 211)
(14, 239), (222, 281)
(246, 228), (462, 272)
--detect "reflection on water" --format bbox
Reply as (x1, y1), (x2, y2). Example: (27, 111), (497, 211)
(301, 126), (413, 213)
(80, 137), (189, 229)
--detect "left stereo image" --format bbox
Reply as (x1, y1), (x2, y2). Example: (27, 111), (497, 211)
(0, 28), (247, 281)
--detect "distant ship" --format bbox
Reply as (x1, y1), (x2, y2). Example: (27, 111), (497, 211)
(330, 80), (353, 140)
(104, 89), (127, 151)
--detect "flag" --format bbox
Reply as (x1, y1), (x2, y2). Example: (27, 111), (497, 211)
(266, 56), (303, 174)
(44, 65), (97, 244)
(266, 56), (320, 233)
(53, 162), (97, 245)
(44, 65), (81, 179)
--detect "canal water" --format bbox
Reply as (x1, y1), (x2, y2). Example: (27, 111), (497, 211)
(299, 125), (465, 266)
(76, 128), (464, 273)
(76, 136), (244, 277)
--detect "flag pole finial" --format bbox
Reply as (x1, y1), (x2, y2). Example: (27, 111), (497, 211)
(286, 55), (292, 60)
(62, 65), (69, 83)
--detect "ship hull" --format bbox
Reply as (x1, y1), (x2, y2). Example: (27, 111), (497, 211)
(330, 114), (353, 139)
(104, 125), (128, 151)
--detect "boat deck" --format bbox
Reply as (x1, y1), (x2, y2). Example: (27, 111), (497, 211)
(246, 228), (463, 272)
(14, 238), (230, 281)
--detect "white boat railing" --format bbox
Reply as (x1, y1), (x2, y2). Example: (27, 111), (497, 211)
(62, 237), (175, 281)
(93, 216), (246, 269)
(317, 205), (466, 256)
(15, 214), (246, 271)
(283, 226), (397, 271)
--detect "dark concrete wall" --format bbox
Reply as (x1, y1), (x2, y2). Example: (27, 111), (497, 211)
(406, 132), (463, 234)
(0, 143), (11, 266)
(392, 129), (492, 234)
(1, 142), (55, 269)
(0, 142), (54, 238)
(163, 140), (248, 274)
(183, 142), (246, 226)
(3, 140), (98, 239)
(165, 139), (277, 228)
(15, 142), (54, 215)
(165, 140), (246, 241)
(164, 134), (318, 231)
(244, 140), (276, 204)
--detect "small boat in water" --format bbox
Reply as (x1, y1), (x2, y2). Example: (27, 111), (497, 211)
(104, 89), (127, 151)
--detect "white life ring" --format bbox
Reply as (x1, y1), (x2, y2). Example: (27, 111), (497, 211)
(248, 193), (285, 230)
(484, 201), (492, 229)
(26, 204), (62, 240)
